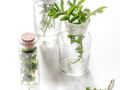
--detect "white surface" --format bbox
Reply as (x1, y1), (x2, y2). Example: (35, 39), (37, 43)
(0, 0), (120, 90)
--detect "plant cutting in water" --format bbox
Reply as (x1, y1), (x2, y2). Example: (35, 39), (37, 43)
(48, 0), (106, 24)
(48, 0), (106, 63)
(67, 34), (84, 63)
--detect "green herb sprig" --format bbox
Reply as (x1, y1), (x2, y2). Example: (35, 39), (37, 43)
(86, 79), (115, 90)
(48, 0), (106, 24)
(21, 47), (38, 83)
(68, 34), (84, 63)
(39, 4), (55, 36)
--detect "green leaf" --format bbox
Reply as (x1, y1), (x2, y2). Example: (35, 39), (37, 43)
(54, 2), (60, 10)
(80, 13), (86, 22)
(48, 5), (59, 17)
(54, 11), (66, 18)
(67, 34), (75, 44)
(48, 10), (57, 17)
(78, 5), (83, 13)
(61, 0), (64, 10)
(60, 15), (69, 21)
(90, 6), (107, 16)
(77, 0), (85, 7)
(70, 14), (79, 23)
(67, 0), (73, 6)
(76, 46), (83, 54)
(67, 5), (77, 16)
(84, 8), (90, 15)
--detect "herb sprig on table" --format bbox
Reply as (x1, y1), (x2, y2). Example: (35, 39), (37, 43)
(86, 79), (115, 90)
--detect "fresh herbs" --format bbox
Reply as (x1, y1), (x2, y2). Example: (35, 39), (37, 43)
(68, 34), (84, 63)
(48, 0), (106, 24)
(21, 47), (38, 84)
(48, 0), (106, 64)
(39, 4), (55, 35)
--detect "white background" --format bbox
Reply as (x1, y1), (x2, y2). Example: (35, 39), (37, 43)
(0, 0), (120, 90)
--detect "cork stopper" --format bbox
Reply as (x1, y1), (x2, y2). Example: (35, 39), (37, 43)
(21, 32), (35, 48)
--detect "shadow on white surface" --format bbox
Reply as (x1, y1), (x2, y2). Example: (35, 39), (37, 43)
(37, 40), (96, 90)
(39, 40), (59, 73)
(56, 70), (95, 90)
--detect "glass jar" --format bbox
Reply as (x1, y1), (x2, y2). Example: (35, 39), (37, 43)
(20, 32), (39, 86)
(59, 21), (91, 76)
(33, 0), (61, 41)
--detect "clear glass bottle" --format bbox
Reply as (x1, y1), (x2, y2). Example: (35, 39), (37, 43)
(20, 32), (39, 86)
(59, 21), (91, 76)
(33, 0), (61, 41)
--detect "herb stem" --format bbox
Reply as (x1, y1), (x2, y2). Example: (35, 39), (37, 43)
(68, 34), (84, 64)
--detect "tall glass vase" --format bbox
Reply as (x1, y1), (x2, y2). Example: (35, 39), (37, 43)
(33, 0), (61, 42)
(33, 0), (60, 74)
(59, 21), (91, 76)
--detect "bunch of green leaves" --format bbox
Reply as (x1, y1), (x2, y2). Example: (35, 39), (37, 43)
(39, 4), (55, 35)
(48, 0), (106, 24)
(21, 47), (38, 82)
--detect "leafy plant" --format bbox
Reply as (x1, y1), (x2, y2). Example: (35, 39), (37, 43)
(39, 4), (55, 36)
(48, 0), (106, 64)
(48, 0), (107, 24)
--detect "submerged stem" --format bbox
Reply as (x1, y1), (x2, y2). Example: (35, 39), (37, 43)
(67, 34), (84, 64)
